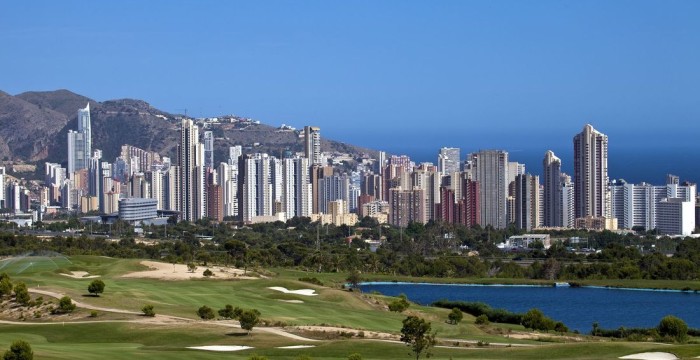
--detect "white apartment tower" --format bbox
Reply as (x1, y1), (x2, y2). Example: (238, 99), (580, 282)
(67, 103), (92, 176)
(204, 131), (214, 169)
(282, 157), (312, 219)
(179, 119), (205, 221)
(438, 147), (460, 176)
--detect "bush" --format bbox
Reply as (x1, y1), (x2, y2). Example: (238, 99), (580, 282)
(90, 311), (98, 318)
(0, 276), (13, 297)
(658, 315), (688, 343)
(13, 282), (30, 306)
(52, 296), (76, 314)
(388, 294), (410, 312)
(203, 269), (214, 277)
(347, 353), (363, 360)
(433, 300), (523, 325)
(142, 304), (155, 317)
(521, 308), (555, 332)
(3, 339), (33, 360)
(475, 314), (490, 325)
(197, 305), (215, 320)
(298, 277), (323, 286)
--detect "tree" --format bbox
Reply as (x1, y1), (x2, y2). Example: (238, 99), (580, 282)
(400, 316), (437, 360)
(187, 262), (197, 273)
(239, 309), (261, 334)
(658, 315), (688, 343)
(87, 279), (105, 296)
(521, 308), (555, 332)
(13, 282), (30, 306)
(475, 314), (490, 325)
(554, 322), (568, 334)
(388, 294), (410, 312)
(447, 308), (463, 325)
(197, 305), (215, 320)
(0, 274), (12, 297)
(142, 304), (155, 317)
(218, 304), (235, 319)
(3, 340), (33, 360)
(346, 270), (362, 291)
(53, 296), (76, 314)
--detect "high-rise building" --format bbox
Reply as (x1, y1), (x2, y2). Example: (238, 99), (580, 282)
(543, 150), (562, 227)
(204, 131), (214, 169)
(657, 198), (695, 236)
(469, 150), (509, 229)
(67, 103), (92, 176)
(228, 146), (242, 165)
(573, 124), (610, 219)
(561, 174), (575, 228)
(304, 126), (322, 165)
(515, 173), (540, 231)
(217, 162), (239, 218)
(438, 147), (461, 176)
(412, 167), (441, 222)
(319, 174), (350, 214)
(179, 119), (205, 222)
(389, 186), (425, 227)
(241, 153), (273, 223)
(282, 157), (312, 219)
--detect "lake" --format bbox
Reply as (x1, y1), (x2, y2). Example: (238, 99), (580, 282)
(359, 282), (700, 332)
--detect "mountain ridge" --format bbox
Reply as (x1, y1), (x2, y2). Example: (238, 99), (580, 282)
(0, 89), (377, 174)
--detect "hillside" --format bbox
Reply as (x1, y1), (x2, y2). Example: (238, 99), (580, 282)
(0, 89), (377, 174)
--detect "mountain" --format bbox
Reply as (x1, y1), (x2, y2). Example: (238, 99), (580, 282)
(0, 89), (377, 174)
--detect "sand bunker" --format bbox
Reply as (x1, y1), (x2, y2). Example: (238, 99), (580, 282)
(187, 345), (253, 352)
(122, 261), (254, 280)
(279, 300), (304, 304)
(268, 287), (317, 296)
(620, 353), (678, 360)
(277, 345), (316, 349)
(60, 271), (100, 279)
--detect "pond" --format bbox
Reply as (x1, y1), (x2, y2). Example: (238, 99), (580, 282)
(360, 282), (700, 332)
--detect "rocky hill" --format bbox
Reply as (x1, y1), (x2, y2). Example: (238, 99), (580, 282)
(0, 89), (376, 176)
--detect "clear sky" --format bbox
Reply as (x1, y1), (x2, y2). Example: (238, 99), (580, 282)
(2, 1), (699, 180)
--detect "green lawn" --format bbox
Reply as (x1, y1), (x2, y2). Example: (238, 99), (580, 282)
(1, 255), (700, 359)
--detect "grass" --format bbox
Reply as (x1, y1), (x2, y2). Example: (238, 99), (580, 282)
(1, 255), (700, 359)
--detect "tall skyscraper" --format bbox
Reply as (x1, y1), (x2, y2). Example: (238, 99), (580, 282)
(515, 173), (540, 231)
(204, 131), (215, 170)
(438, 147), (461, 176)
(241, 153), (273, 223)
(179, 119), (205, 222)
(282, 157), (312, 219)
(561, 174), (575, 228)
(573, 124), (610, 219)
(68, 103), (92, 176)
(543, 150), (562, 227)
(304, 126), (322, 165)
(469, 150), (509, 229)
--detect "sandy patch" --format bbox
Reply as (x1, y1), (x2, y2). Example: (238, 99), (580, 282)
(619, 352), (678, 360)
(187, 345), (253, 352)
(277, 345), (316, 349)
(122, 261), (255, 280)
(268, 287), (317, 296)
(60, 271), (100, 279)
(279, 300), (304, 304)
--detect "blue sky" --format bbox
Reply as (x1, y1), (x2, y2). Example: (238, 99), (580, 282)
(1, 1), (699, 179)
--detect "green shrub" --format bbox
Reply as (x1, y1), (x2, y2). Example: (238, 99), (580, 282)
(475, 314), (490, 325)
(658, 315), (688, 343)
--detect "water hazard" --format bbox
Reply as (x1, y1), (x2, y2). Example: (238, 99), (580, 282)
(360, 282), (700, 332)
